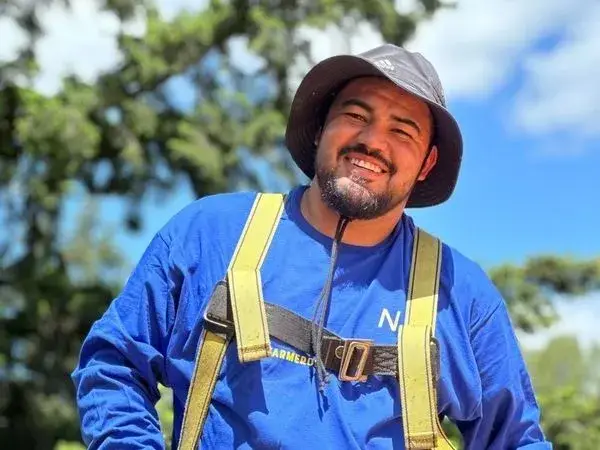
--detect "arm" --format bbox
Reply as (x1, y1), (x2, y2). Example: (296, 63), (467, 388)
(459, 294), (553, 449)
(71, 232), (180, 449)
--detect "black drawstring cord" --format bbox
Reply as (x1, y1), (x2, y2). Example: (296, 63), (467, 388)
(311, 215), (351, 392)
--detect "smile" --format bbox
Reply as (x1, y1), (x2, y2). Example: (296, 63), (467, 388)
(349, 157), (385, 174)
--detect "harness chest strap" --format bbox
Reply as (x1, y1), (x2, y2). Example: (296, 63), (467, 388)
(177, 193), (455, 450)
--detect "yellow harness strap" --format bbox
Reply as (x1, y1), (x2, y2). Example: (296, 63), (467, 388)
(177, 193), (285, 450)
(178, 330), (229, 450)
(397, 228), (455, 450)
(227, 193), (284, 363)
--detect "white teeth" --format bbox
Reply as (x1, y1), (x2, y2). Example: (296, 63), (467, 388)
(350, 158), (383, 173)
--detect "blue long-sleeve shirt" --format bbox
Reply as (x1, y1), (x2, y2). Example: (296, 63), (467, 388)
(71, 185), (552, 449)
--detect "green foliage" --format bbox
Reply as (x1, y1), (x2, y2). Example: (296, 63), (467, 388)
(442, 336), (600, 450)
(157, 385), (174, 449)
(0, 199), (127, 448)
(525, 338), (600, 449)
(53, 441), (85, 450)
(442, 419), (462, 448)
(490, 257), (600, 332)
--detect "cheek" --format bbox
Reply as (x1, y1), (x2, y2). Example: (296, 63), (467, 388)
(387, 151), (426, 188)
(316, 132), (344, 164)
(320, 122), (356, 147)
(314, 141), (336, 172)
(390, 144), (424, 172)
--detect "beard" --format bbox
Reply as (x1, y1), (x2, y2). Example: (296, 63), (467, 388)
(317, 169), (393, 220)
(315, 143), (404, 220)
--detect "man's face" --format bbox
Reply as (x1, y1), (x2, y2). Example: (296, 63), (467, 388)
(314, 76), (437, 220)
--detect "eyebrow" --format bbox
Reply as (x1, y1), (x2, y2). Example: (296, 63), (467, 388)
(341, 98), (422, 135)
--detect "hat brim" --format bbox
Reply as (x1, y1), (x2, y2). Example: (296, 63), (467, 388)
(284, 55), (463, 208)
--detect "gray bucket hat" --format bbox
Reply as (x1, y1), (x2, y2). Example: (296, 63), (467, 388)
(284, 43), (463, 208)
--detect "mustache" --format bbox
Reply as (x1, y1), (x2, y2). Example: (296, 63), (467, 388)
(339, 143), (396, 174)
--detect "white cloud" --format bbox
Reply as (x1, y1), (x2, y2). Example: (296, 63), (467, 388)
(403, 0), (600, 140)
(404, 0), (584, 100)
(289, 21), (384, 93)
(517, 292), (600, 351)
(512, 3), (600, 137)
(0, 0), (191, 95)
(0, 16), (28, 62)
(0, 0), (146, 95)
(156, 0), (208, 22)
(292, 0), (422, 66)
(0, 0), (261, 95)
(32, 1), (145, 95)
(395, 0), (424, 15)
(227, 36), (267, 74)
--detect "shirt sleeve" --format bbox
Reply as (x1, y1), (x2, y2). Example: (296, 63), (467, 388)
(458, 289), (553, 449)
(71, 232), (179, 449)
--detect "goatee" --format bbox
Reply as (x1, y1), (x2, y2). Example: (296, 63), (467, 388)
(316, 168), (394, 220)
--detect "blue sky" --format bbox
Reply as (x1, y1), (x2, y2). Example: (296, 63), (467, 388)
(411, 93), (600, 268)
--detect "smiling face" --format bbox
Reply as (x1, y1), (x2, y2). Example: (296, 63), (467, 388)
(314, 76), (438, 220)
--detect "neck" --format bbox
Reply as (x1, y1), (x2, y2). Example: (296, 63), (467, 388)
(300, 181), (405, 247)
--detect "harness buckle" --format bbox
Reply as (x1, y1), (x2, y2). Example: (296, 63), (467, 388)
(338, 339), (373, 382)
(203, 280), (234, 335)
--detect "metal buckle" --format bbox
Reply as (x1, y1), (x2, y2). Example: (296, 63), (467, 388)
(338, 339), (373, 382)
(202, 280), (234, 335)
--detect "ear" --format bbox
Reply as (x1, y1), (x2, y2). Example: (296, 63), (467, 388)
(417, 145), (438, 181)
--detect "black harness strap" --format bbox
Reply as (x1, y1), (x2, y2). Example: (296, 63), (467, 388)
(203, 280), (439, 382)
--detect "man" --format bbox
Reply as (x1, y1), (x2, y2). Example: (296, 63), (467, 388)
(72, 44), (551, 449)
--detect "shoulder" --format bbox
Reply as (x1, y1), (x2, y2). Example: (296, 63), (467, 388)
(157, 190), (260, 244)
(415, 224), (505, 330)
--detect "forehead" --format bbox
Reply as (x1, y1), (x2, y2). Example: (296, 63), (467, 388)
(332, 76), (430, 118)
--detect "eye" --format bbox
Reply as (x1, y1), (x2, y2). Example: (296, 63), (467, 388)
(391, 128), (413, 139)
(345, 112), (367, 122)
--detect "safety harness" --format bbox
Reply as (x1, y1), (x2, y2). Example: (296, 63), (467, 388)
(177, 192), (456, 450)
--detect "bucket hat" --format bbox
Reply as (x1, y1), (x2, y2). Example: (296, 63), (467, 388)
(285, 43), (463, 207)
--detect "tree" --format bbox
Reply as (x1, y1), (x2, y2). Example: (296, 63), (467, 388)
(490, 256), (600, 332)
(0, 0), (448, 447)
(525, 337), (600, 449)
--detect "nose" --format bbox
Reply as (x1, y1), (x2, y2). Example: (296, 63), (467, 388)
(356, 122), (388, 154)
